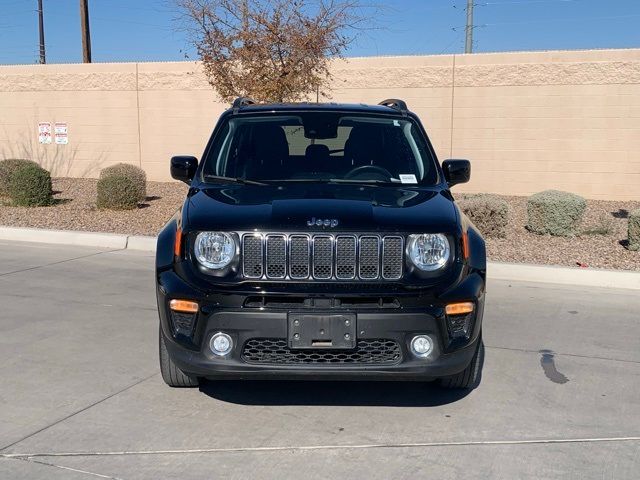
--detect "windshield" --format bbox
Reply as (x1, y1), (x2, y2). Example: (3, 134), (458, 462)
(201, 112), (439, 185)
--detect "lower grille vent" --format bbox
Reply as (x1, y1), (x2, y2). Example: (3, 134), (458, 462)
(241, 338), (402, 365)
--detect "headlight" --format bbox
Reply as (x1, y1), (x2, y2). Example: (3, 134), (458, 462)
(407, 234), (450, 271)
(194, 232), (236, 269)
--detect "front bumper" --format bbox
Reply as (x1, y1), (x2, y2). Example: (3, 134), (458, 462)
(157, 270), (485, 381)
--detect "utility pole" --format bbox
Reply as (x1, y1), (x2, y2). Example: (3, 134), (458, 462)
(37, 0), (46, 63)
(80, 0), (92, 63)
(465, 0), (474, 54)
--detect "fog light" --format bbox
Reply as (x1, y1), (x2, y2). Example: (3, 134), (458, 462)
(410, 335), (434, 358)
(209, 332), (233, 357)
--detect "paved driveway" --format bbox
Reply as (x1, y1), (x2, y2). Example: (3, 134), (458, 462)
(0, 241), (638, 479)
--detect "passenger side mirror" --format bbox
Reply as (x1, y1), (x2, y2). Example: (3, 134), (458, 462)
(442, 159), (471, 187)
(171, 156), (198, 184)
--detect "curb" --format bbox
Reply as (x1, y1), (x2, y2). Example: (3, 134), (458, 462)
(0, 226), (128, 249)
(125, 235), (157, 251)
(0, 227), (155, 252)
(487, 261), (640, 291)
(1, 226), (639, 290)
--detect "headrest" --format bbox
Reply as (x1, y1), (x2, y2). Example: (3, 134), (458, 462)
(305, 144), (330, 161)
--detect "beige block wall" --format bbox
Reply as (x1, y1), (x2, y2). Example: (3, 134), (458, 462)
(1, 49), (639, 200)
(449, 49), (640, 199)
(0, 63), (140, 177)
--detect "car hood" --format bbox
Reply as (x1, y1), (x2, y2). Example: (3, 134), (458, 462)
(186, 184), (459, 233)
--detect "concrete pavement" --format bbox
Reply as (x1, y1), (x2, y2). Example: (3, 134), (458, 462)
(0, 240), (638, 479)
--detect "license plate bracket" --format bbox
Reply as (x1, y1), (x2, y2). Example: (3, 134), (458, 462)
(288, 313), (356, 349)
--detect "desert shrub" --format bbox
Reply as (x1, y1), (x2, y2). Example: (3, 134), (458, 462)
(526, 190), (586, 236)
(628, 209), (640, 251)
(99, 163), (146, 201)
(96, 174), (141, 210)
(7, 163), (53, 207)
(0, 159), (39, 197)
(457, 194), (509, 238)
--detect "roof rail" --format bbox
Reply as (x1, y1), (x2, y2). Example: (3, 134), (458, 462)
(378, 99), (408, 115)
(232, 97), (256, 113)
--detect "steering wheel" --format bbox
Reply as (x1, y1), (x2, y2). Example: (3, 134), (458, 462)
(344, 165), (393, 180)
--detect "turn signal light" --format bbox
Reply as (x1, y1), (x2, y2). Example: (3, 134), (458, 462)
(174, 227), (183, 257)
(461, 230), (470, 259)
(445, 302), (474, 315)
(169, 299), (199, 313)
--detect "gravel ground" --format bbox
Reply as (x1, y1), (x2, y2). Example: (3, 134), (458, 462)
(0, 178), (188, 236)
(482, 195), (640, 271)
(0, 178), (638, 270)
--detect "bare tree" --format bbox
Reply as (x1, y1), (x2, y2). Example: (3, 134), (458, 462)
(176, 0), (369, 102)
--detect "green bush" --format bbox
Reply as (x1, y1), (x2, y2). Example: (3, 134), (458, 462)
(526, 190), (586, 236)
(628, 209), (640, 251)
(96, 174), (141, 210)
(99, 163), (146, 201)
(0, 159), (39, 197)
(457, 194), (509, 238)
(7, 163), (53, 207)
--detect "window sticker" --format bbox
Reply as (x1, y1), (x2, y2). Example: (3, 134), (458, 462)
(393, 120), (401, 127)
(399, 174), (417, 184)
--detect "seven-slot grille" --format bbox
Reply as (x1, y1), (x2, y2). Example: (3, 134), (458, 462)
(242, 234), (404, 281)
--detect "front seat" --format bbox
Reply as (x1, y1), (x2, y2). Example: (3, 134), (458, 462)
(344, 126), (383, 168)
(243, 125), (289, 179)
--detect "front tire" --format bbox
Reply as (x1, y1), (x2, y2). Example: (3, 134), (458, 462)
(159, 328), (199, 388)
(438, 336), (484, 389)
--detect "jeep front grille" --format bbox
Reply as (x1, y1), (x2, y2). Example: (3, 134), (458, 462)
(241, 234), (404, 281)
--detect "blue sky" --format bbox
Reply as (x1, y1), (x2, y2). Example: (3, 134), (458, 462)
(1, 0), (639, 64)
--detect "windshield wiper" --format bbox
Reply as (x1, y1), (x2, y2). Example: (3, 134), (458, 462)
(203, 175), (268, 186)
(326, 179), (400, 185)
(261, 178), (399, 185)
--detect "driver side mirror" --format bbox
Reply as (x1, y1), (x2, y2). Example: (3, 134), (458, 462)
(442, 159), (471, 187)
(171, 156), (198, 184)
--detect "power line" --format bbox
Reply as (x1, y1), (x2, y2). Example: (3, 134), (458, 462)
(483, 13), (640, 27)
(483, 0), (580, 4)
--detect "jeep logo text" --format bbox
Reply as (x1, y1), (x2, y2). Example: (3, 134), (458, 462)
(307, 217), (339, 228)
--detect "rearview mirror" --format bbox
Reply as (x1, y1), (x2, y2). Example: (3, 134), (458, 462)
(442, 159), (471, 187)
(171, 156), (198, 184)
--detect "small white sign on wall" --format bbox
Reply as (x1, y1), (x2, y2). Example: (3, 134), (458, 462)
(54, 122), (68, 145)
(38, 122), (52, 144)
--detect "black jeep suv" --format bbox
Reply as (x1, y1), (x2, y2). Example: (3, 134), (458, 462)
(156, 98), (486, 389)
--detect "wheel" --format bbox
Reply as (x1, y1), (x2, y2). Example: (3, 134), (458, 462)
(438, 335), (484, 389)
(159, 327), (199, 388)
